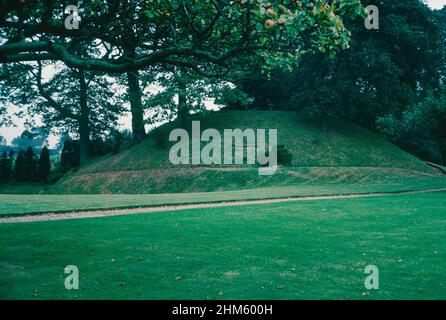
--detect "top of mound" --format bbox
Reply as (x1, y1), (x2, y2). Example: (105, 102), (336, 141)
(83, 110), (430, 172)
(53, 111), (437, 194)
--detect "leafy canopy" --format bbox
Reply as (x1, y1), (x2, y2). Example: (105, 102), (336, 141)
(0, 0), (366, 74)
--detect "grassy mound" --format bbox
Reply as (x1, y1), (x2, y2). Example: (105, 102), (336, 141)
(53, 111), (438, 194)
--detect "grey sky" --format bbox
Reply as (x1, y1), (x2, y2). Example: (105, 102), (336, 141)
(427, 0), (446, 9)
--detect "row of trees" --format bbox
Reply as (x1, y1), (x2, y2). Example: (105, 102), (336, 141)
(0, 126), (133, 183)
(0, 146), (50, 183)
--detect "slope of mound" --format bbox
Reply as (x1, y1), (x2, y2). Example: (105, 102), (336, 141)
(53, 111), (438, 194)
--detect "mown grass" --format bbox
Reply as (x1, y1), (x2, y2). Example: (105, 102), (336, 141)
(0, 184), (51, 195)
(2, 176), (446, 216)
(52, 166), (441, 194)
(1, 192), (445, 299)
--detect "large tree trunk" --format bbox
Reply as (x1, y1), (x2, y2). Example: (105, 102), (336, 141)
(127, 71), (145, 142)
(78, 70), (90, 166)
(176, 75), (188, 126)
(177, 82), (188, 124)
(127, 70), (145, 142)
(125, 46), (145, 143)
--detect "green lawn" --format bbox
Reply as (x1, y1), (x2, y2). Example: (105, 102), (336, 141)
(1, 192), (445, 299)
(2, 176), (446, 216)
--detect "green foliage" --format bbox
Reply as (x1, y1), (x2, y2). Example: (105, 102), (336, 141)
(0, 151), (12, 183)
(0, 105), (9, 126)
(0, 0), (366, 168)
(377, 89), (446, 164)
(38, 147), (51, 182)
(1, 61), (125, 167)
(143, 69), (211, 123)
(60, 136), (126, 171)
(60, 140), (80, 173)
(238, 0), (443, 129)
(14, 150), (26, 182)
(10, 147), (38, 183)
(24, 147), (37, 182)
(89, 138), (111, 157)
(215, 85), (251, 110)
(32, 66), (124, 140)
(10, 129), (46, 153)
(107, 129), (132, 155)
(0, 0), (365, 75)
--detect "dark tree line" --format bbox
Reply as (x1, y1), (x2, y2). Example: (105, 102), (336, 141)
(0, 146), (50, 183)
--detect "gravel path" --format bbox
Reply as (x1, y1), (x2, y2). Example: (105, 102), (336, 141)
(1, 188), (446, 223)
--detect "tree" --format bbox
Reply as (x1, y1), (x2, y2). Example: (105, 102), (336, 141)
(0, 105), (9, 126)
(14, 149), (26, 182)
(0, 1), (365, 72)
(237, 0), (443, 130)
(0, 73), (12, 126)
(24, 146), (37, 182)
(372, 3), (446, 164)
(143, 67), (226, 125)
(436, 6), (446, 82)
(0, 150), (12, 183)
(0, 0), (366, 141)
(2, 61), (124, 166)
(10, 129), (46, 152)
(107, 128), (132, 155)
(377, 88), (446, 165)
(38, 146), (51, 182)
